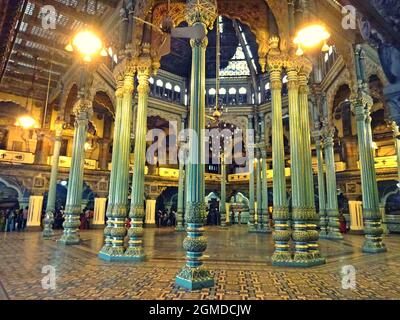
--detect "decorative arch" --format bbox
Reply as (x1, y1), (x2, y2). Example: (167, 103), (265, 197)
(326, 68), (352, 124)
(0, 176), (28, 200)
(150, 0), (277, 70)
(381, 188), (400, 207)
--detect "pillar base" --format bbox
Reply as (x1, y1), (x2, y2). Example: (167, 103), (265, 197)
(124, 247), (146, 262)
(42, 230), (55, 239)
(58, 235), (80, 245)
(175, 267), (214, 290)
(362, 241), (387, 254)
(271, 252), (292, 266)
(98, 251), (146, 262)
(248, 224), (258, 233)
(319, 230), (329, 239)
(274, 257), (326, 268)
(253, 224), (272, 233)
(327, 232), (344, 240)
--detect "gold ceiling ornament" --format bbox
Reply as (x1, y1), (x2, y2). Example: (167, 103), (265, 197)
(185, 0), (218, 28)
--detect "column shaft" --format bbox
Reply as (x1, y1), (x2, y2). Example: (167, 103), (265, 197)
(125, 66), (150, 261)
(220, 155), (227, 227)
(324, 127), (343, 239)
(175, 29), (214, 290)
(43, 128), (62, 238)
(315, 135), (328, 237)
(59, 101), (92, 245)
(99, 80), (123, 256)
(269, 64), (291, 265)
(353, 45), (386, 253)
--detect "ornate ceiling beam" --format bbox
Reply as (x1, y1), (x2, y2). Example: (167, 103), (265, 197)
(7, 63), (61, 85)
(0, 0), (27, 84)
(12, 44), (71, 66)
(9, 53), (66, 75)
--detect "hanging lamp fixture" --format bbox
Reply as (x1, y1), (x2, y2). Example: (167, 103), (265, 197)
(65, 0), (108, 62)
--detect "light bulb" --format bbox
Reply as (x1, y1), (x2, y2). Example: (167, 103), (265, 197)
(65, 43), (73, 52)
(83, 55), (92, 63)
(322, 42), (330, 52)
(100, 48), (108, 57)
(296, 45), (304, 56)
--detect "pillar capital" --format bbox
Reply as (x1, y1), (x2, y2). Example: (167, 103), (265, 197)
(73, 98), (93, 120)
(185, 0), (217, 29)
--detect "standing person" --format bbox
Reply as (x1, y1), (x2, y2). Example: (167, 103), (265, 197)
(10, 209), (17, 231)
(4, 210), (10, 232)
(22, 206), (28, 231)
(0, 210), (5, 232)
(339, 212), (347, 234)
(16, 209), (23, 231)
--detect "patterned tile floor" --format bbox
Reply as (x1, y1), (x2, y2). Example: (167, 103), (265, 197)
(0, 226), (399, 300)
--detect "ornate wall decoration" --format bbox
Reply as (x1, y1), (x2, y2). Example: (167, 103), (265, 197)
(364, 55), (390, 87)
(264, 0), (289, 53)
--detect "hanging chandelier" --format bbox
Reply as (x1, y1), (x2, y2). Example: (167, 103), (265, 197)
(208, 15), (224, 125)
(294, 23), (331, 56)
(65, 0), (108, 62)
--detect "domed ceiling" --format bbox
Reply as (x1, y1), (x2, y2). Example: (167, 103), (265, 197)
(160, 16), (261, 79)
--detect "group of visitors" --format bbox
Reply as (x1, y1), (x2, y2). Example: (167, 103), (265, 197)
(0, 207), (28, 232)
(157, 209), (176, 227)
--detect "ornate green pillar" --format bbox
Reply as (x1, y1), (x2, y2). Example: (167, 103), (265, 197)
(287, 60), (324, 267)
(353, 45), (386, 253)
(268, 46), (291, 265)
(176, 0), (216, 290)
(220, 154), (227, 228)
(59, 99), (93, 245)
(298, 66), (323, 261)
(125, 59), (151, 261)
(43, 119), (64, 239)
(176, 118), (186, 232)
(322, 121), (343, 240)
(259, 113), (271, 233)
(100, 64), (135, 261)
(99, 76), (123, 256)
(313, 127), (328, 238)
(248, 114), (256, 232)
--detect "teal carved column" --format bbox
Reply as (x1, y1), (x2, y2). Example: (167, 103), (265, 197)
(268, 47), (291, 265)
(220, 154), (227, 228)
(176, 118), (186, 232)
(248, 115), (256, 232)
(259, 113), (271, 233)
(298, 65), (324, 262)
(313, 127), (328, 238)
(99, 76), (123, 256)
(100, 64), (135, 260)
(59, 98), (93, 245)
(287, 59), (324, 267)
(125, 58), (151, 261)
(353, 45), (386, 253)
(322, 121), (343, 240)
(176, 0), (216, 290)
(43, 118), (64, 239)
